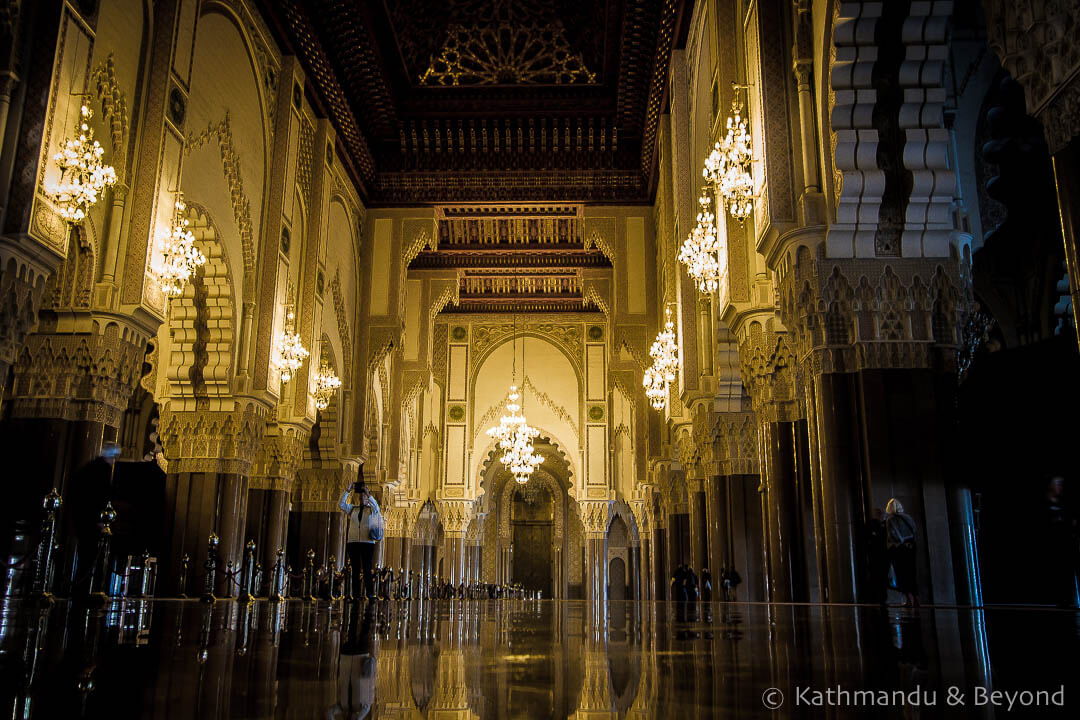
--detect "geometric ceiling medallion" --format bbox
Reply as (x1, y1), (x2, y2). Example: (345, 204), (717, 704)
(420, 23), (596, 86)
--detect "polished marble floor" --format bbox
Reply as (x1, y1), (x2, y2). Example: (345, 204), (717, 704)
(1, 597), (1078, 718)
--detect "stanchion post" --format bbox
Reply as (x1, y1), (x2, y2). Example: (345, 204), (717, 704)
(178, 553), (190, 598)
(343, 556), (354, 602)
(32, 489), (62, 601)
(139, 550), (152, 598)
(201, 533), (219, 603)
(328, 555), (338, 601)
(271, 548), (285, 602)
(305, 549), (316, 602)
(239, 540), (256, 604)
(88, 503), (117, 605)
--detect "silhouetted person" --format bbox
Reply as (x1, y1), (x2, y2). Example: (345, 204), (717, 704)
(685, 565), (700, 601)
(335, 602), (377, 719)
(340, 480), (382, 601)
(865, 508), (889, 604)
(721, 567), (741, 601)
(885, 498), (918, 606)
(701, 568), (713, 602)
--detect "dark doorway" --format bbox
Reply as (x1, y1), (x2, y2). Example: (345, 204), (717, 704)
(511, 483), (553, 597)
(608, 557), (626, 601)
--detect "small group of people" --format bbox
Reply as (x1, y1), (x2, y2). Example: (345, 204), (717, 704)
(337, 480), (536, 602)
(670, 565), (742, 602)
(865, 497), (920, 606)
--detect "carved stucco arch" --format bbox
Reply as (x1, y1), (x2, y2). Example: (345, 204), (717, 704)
(469, 330), (585, 395)
(474, 427), (579, 500)
(165, 203), (236, 402)
(608, 498), (641, 547)
(496, 468), (566, 544)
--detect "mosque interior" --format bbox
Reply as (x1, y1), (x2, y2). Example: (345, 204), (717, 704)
(1, 0), (1079, 717)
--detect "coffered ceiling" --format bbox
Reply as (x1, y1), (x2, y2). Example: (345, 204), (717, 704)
(260, 0), (690, 205)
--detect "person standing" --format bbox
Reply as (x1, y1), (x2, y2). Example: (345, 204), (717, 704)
(701, 568), (713, 602)
(340, 481), (382, 601)
(885, 498), (919, 606)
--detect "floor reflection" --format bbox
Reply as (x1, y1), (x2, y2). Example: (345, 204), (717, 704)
(1, 597), (1078, 718)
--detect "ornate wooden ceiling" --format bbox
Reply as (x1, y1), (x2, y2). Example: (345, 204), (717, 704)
(411, 204), (609, 312)
(260, 0), (689, 205)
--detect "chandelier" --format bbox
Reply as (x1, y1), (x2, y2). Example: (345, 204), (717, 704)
(312, 357), (342, 410)
(46, 103), (117, 223)
(643, 306), (679, 411)
(151, 197), (206, 299)
(274, 307), (308, 384)
(713, 86), (754, 223)
(487, 315), (543, 483)
(678, 193), (721, 293)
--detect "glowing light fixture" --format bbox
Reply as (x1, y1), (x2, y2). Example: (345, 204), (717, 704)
(151, 197), (206, 300)
(46, 104), (117, 223)
(487, 313), (543, 483)
(678, 193), (721, 293)
(643, 306), (680, 411)
(274, 307), (308, 384)
(313, 357), (342, 410)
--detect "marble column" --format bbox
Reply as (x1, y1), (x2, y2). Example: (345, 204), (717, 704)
(705, 476), (726, 577)
(761, 421), (807, 602)
(803, 380), (829, 602)
(812, 372), (865, 603)
(445, 533), (466, 585)
(243, 488), (290, 593)
(163, 471), (249, 597)
(581, 501), (610, 621)
(653, 525), (668, 600)
(687, 482), (709, 574)
(727, 473), (767, 602)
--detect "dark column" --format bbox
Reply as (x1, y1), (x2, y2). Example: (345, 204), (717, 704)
(705, 476), (726, 578)
(813, 372), (866, 603)
(762, 421), (808, 602)
(728, 473), (767, 602)
(1053, 139), (1080, 347)
(445, 534), (466, 584)
(803, 380), (829, 602)
(163, 472), (249, 596)
(653, 526), (668, 600)
(857, 368), (961, 604)
(244, 488), (289, 592)
(688, 485), (709, 575)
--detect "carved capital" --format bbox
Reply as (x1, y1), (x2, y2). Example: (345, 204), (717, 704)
(249, 423), (308, 492)
(711, 412), (760, 476)
(0, 243), (51, 382)
(776, 248), (968, 377)
(736, 321), (803, 423)
(437, 499), (473, 536)
(10, 314), (151, 427)
(579, 499), (611, 537)
(159, 404), (268, 476)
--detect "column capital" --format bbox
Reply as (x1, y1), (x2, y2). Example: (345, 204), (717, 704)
(159, 404), (269, 476)
(777, 253), (968, 378)
(579, 500), (611, 538)
(436, 499), (473, 534)
(10, 312), (153, 427)
(249, 423), (308, 492)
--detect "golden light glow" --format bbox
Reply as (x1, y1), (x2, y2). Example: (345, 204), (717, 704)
(46, 104), (117, 223)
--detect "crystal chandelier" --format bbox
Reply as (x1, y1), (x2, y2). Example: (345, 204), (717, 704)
(274, 307), (308, 384)
(643, 306), (679, 411)
(312, 357), (342, 410)
(715, 86), (754, 223)
(678, 193), (721, 293)
(487, 315), (543, 483)
(46, 103), (117, 223)
(151, 197), (206, 299)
